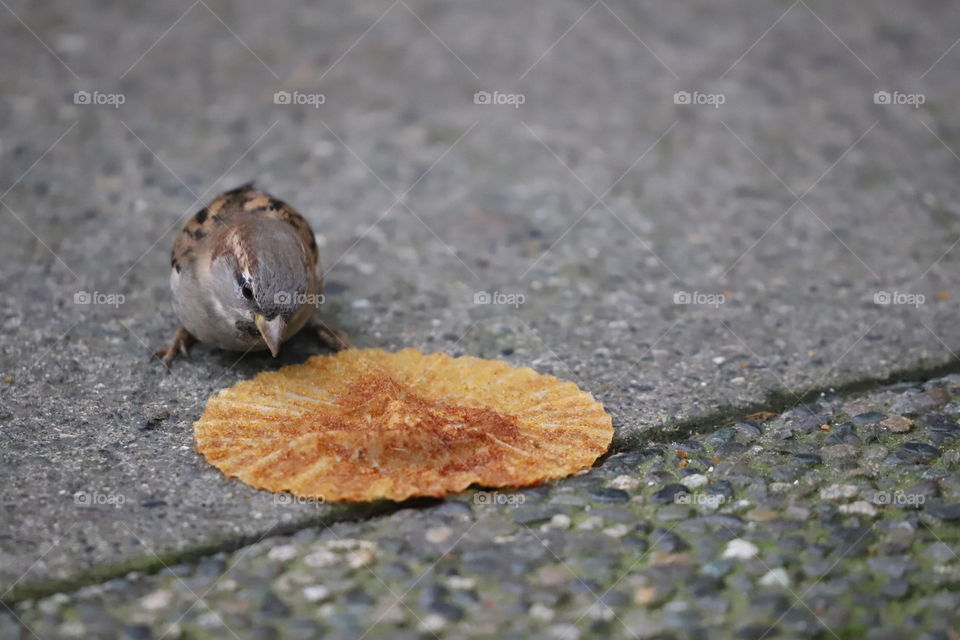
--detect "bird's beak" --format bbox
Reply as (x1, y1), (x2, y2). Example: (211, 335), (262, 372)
(255, 314), (286, 357)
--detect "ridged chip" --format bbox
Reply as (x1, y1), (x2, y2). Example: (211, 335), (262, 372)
(194, 348), (613, 502)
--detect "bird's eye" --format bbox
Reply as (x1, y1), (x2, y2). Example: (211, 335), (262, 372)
(235, 272), (254, 300)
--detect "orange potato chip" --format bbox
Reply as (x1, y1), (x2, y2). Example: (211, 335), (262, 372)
(194, 348), (613, 502)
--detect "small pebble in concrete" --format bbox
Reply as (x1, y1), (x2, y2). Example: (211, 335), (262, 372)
(881, 415), (914, 433)
(759, 568), (790, 588)
(821, 484), (859, 500)
(303, 586), (330, 602)
(681, 474), (709, 489)
(838, 501), (879, 517)
(723, 539), (759, 560)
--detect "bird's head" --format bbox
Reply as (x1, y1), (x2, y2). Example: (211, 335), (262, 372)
(206, 218), (311, 356)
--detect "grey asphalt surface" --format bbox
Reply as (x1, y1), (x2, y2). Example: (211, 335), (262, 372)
(2, 0), (960, 632)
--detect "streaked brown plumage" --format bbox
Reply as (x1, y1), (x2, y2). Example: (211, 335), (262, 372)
(171, 183), (319, 278)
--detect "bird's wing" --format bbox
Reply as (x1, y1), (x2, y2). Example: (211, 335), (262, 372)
(171, 183), (249, 273)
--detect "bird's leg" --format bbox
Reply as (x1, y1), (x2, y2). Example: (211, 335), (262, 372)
(313, 321), (352, 351)
(154, 327), (197, 368)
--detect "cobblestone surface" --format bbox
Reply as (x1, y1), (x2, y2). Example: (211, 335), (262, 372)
(7, 376), (960, 639)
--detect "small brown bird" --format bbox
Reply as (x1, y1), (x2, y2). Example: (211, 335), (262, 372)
(155, 183), (350, 367)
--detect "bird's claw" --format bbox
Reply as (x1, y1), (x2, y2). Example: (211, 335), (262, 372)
(154, 328), (196, 370)
(314, 324), (352, 351)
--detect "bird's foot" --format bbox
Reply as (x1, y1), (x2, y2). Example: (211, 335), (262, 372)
(154, 327), (197, 369)
(313, 322), (352, 351)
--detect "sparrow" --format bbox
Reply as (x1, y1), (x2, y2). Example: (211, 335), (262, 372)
(155, 183), (351, 367)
